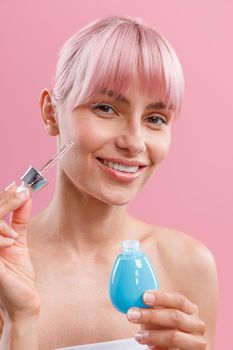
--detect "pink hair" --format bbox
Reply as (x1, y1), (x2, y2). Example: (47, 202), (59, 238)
(51, 15), (184, 117)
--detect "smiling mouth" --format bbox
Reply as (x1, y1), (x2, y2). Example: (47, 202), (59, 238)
(96, 157), (148, 184)
(97, 158), (144, 173)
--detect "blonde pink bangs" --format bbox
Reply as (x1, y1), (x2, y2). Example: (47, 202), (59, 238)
(52, 16), (184, 116)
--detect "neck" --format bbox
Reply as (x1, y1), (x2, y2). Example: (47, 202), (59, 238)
(36, 171), (134, 256)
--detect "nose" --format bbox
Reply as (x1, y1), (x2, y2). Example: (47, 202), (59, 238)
(115, 122), (146, 155)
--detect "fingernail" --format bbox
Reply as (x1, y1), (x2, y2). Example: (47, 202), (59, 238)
(143, 292), (156, 304)
(9, 229), (19, 238)
(127, 309), (141, 320)
(4, 181), (16, 191)
(16, 188), (30, 199)
(134, 332), (146, 343)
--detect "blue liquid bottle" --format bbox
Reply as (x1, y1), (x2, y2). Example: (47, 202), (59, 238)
(109, 240), (160, 313)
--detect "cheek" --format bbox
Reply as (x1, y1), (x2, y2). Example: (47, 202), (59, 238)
(70, 120), (112, 153)
(149, 133), (171, 165)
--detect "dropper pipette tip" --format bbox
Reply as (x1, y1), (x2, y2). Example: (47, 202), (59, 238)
(39, 140), (74, 174)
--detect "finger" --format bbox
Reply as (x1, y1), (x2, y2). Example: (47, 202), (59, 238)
(0, 219), (19, 238)
(127, 307), (205, 335)
(143, 290), (199, 315)
(0, 182), (17, 222)
(3, 181), (17, 193)
(0, 182), (18, 205)
(10, 194), (32, 238)
(134, 329), (207, 350)
(0, 188), (30, 219)
(0, 236), (16, 247)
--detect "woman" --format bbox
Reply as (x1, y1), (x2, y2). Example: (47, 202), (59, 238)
(0, 15), (218, 350)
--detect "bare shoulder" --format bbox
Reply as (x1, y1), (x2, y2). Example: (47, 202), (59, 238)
(153, 225), (217, 270)
(135, 218), (218, 285)
(148, 225), (218, 293)
(152, 226), (215, 267)
(147, 225), (219, 346)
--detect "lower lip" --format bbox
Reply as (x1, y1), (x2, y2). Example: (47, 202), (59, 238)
(96, 158), (146, 184)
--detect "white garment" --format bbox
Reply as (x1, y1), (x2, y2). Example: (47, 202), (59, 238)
(56, 338), (148, 350)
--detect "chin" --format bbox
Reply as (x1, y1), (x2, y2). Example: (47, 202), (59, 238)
(90, 179), (147, 206)
(107, 197), (131, 206)
(97, 191), (137, 206)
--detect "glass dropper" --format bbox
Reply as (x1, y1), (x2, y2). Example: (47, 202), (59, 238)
(17, 140), (74, 192)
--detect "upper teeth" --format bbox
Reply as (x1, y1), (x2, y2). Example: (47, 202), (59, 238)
(103, 160), (139, 173)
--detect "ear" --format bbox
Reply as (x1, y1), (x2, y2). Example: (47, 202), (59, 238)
(39, 88), (59, 136)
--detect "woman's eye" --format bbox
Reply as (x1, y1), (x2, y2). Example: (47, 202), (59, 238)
(146, 115), (167, 126)
(94, 104), (115, 114)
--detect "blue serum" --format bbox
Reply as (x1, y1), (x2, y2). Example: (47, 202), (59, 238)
(109, 240), (160, 314)
(16, 140), (74, 193)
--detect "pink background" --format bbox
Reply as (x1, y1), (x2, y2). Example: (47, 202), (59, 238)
(0, 0), (232, 347)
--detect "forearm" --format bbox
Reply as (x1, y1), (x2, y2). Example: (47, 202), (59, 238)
(0, 315), (39, 350)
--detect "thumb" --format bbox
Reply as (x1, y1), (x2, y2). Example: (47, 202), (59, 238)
(10, 192), (32, 238)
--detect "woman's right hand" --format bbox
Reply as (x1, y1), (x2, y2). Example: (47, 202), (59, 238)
(0, 182), (40, 323)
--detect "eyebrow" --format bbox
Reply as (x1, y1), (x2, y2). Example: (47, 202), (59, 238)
(100, 89), (169, 110)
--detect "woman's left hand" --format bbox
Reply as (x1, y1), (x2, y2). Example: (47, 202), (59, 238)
(127, 290), (207, 350)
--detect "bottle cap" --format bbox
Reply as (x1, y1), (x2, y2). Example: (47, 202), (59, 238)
(121, 240), (140, 254)
(20, 166), (48, 192)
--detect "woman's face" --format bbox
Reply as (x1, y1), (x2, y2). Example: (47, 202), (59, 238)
(58, 82), (174, 205)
